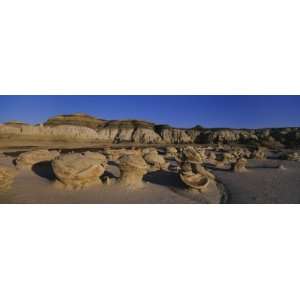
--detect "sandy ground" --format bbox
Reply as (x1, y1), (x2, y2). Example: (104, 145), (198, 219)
(0, 155), (221, 204)
(1, 148), (300, 204)
(210, 159), (300, 204)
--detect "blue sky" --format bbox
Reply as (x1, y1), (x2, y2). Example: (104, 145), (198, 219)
(0, 96), (299, 129)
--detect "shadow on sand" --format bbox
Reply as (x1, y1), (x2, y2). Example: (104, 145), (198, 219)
(143, 170), (186, 189)
(32, 161), (56, 181)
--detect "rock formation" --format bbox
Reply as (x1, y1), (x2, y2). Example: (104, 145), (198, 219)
(143, 151), (169, 171)
(16, 150), (60, 169)
(181, 146), (204, 163)
(0, 166), (17, 191)
(118, 154), (148, 189)
(1, 113), (300, 147)
(179, 162), (210, 192)
(52, 153), (106, 189)
(84, 152), (108, 167)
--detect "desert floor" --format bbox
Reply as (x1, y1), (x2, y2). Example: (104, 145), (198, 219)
(0, 155), (221, 204)
(1, 151), (300, 204)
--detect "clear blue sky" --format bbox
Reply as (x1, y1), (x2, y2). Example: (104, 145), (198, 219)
(0, 96), (299, 129)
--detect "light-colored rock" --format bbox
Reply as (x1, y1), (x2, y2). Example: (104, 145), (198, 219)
(16, 150), (60, 169)
(158, 128), (192, 144)
(52, 153), (106, 189)
(118, 154), (148, 189)
(84, 152), (107, 166)
(0, 124), (100, 140)
(142, 148), (158, 155)
(179, 171), (210, 192)
(132, 128), (162, 144)
(97, 127), (119, 142)
(115, 128), (135, 143)
(0, 166), (17, 191)
(182, 146), (204, 163)
(143, 151), (169, 171)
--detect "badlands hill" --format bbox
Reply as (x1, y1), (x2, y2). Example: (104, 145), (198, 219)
(0, 113), (299, 147)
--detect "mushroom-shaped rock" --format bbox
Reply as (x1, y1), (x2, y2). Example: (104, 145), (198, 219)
(143, 152), (169, 171)
(16, 150), (60, 169)
(182, 146), (204, 163)
(118, 154), (148, 189)
(52, 153), (105, 190)
(0, 165), (17, 191)
(231, 158), (248, 172)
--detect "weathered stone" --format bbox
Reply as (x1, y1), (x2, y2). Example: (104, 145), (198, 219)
(182, 146), (204, 163)
(0, 166), (17, 191)
(84, 152), (107, 166)
(179, 171), (210, 192)
(144, 151), (168, 171)
(132, 128), (162, 144)
(16, 150), (60, 169)
(52, 153), (105, 189)
(118, 154), (148, 189)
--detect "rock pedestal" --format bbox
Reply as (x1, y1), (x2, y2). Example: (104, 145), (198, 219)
(118, 154), (148, 189)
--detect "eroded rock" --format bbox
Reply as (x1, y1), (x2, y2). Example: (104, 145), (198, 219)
(0, 166), (17, 191)
(52, 153), (105, 190)
(143, 151), (169, 171)
(179, 161), (213, 192)
(16, 150), (60, 169)
(118, 154), (148, 189)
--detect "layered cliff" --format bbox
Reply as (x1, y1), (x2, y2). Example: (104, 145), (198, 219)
(0, 114), (299, 147)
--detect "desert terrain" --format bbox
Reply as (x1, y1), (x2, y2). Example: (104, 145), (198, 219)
(0, 113), (300, 204)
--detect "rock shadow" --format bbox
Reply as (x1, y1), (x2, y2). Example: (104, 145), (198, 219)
(32, 161), (56, 181)
(143, 170), (185, 189)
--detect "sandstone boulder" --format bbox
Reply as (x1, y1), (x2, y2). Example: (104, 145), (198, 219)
(52, 153), (106, 189)
(143, 151), (169, 171)
(16, 150), (60, 169)
(84, 152), (108, 166)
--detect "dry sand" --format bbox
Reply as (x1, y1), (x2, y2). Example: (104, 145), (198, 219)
(210, 159), (300, 204)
